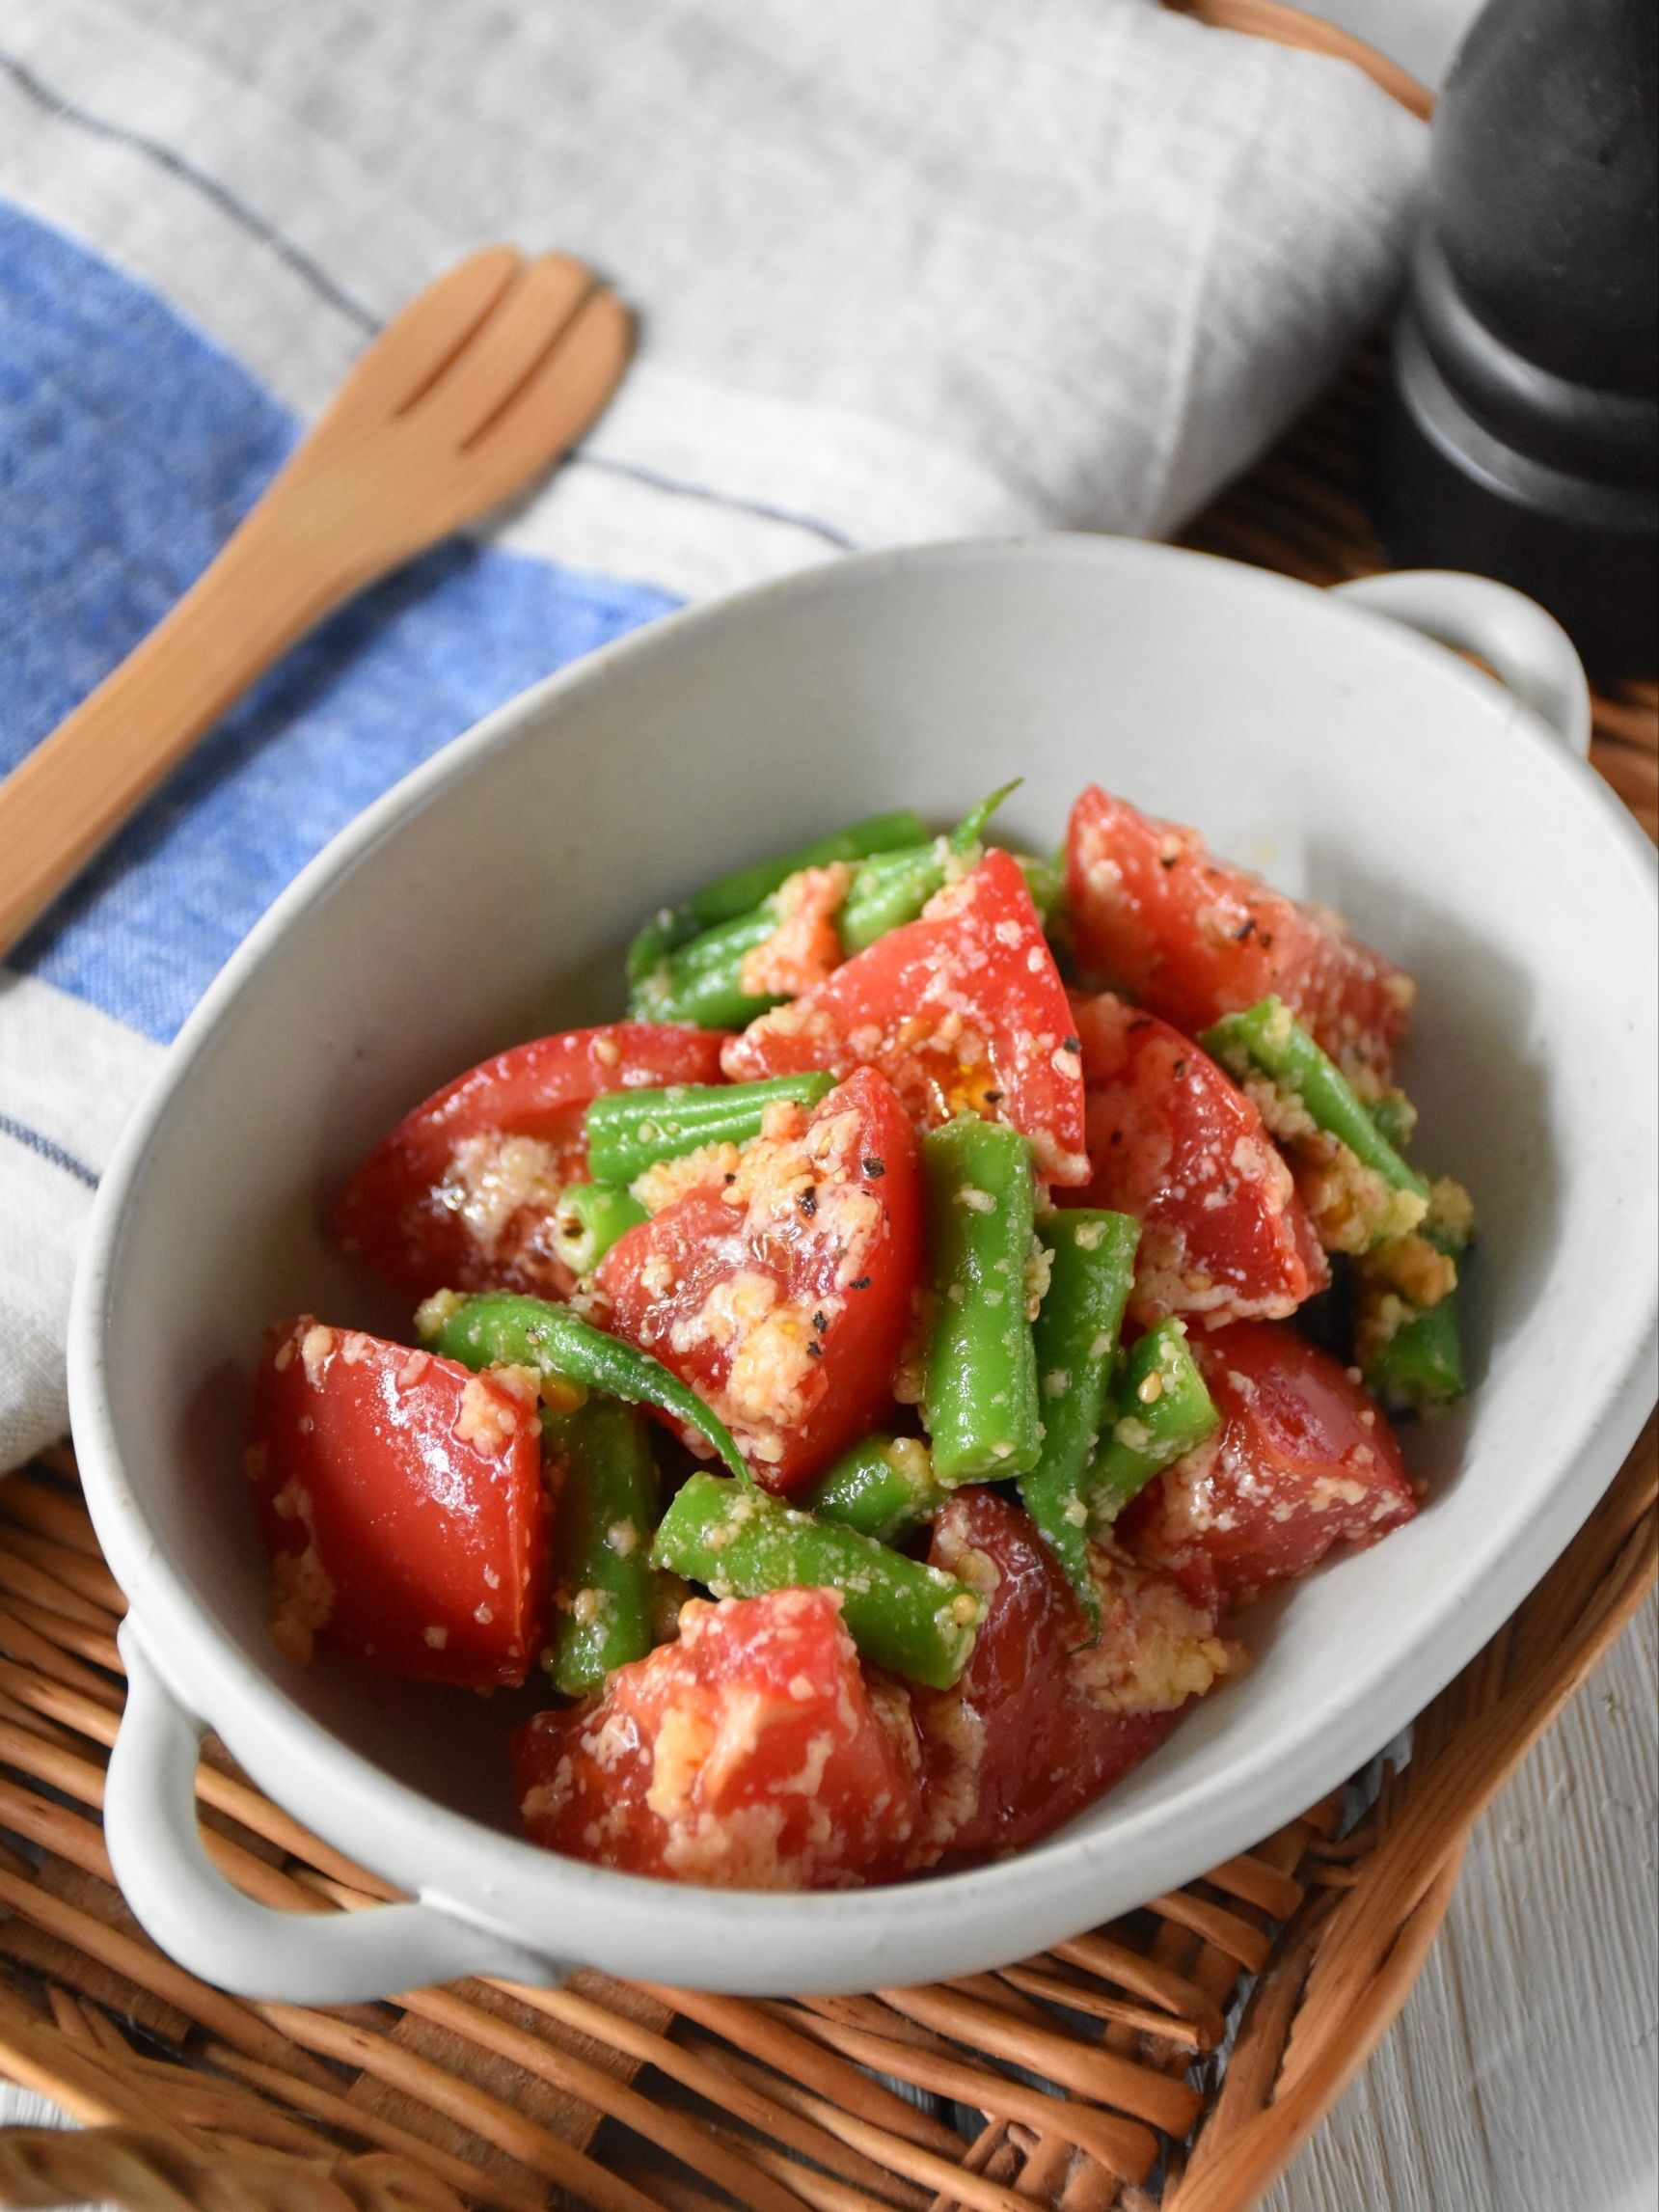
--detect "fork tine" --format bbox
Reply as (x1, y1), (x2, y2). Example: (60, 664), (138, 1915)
(454, 286), (634, 515)
(309, 244), (524, 434)
(412, 252), (596, 448)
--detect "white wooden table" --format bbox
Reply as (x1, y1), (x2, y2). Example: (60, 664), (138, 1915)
(1266, 1596), (1658, 2212)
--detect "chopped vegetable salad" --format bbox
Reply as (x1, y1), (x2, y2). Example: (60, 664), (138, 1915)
(248, 785), (1470, 1888)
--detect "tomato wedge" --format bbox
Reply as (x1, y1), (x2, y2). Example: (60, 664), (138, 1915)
(330, 1024), (727, 1304)
(247, 1319), (548, 1686)
(1065, 990), (1327, 1329)
(1067, 787), (1414, 1084)
(513, 1587), (922, 1887)
(721, 848), (1089, 1185)
(1117, 1321), (1417, 1611)
(910, 1488), (1231, 1865)
(595, 1068), (921, 1492)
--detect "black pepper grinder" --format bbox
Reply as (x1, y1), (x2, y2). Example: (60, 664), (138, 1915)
(1374, 0), (1658, 678)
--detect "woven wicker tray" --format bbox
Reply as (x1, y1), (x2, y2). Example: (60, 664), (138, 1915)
(1, 8), (1655, 2208)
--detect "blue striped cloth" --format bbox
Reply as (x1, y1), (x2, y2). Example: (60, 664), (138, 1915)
(2, 200), (676, 1047)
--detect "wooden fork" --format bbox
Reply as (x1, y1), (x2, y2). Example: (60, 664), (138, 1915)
(0, 246), (632, 958)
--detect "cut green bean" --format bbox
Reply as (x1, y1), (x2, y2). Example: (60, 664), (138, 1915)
(1357, 1206), (1469, 1415)
(625, 906), (698, 990)
(1016, 851), (1065, 929)
(629, 905), (783, 1028)
(541, 1398), (661, 1695)
(651, 1473), (983, 1688)
(683, 811), (930, 932)
(1368, 1090), (1419, 1152)
(948, 780), (1021, 855)
(635, 796), (1029, 1007)
(628, 809), (938, 991)
(585, 1072), (835, 1188)
(802, 1434), (950, 1544)
(1084, 1319), (1220, 1528)
(1017, 1211), (1140, 1626)
(838, 846), (947, 954)
(549, 1182), (648, 1275)
(1362, 1290), (1465, 1413)
(626, 812), (931, 1001)
(919, 1118), (1043, 1483)
(416, 1290), (750, 1484)
(837, 783), (1020, 955)
(1201, 997), (1428, 1202)
(1354, 1157), (1472, 1418)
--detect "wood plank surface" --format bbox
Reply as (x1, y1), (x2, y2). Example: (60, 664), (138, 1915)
(1269, 1595), (1658, 2212)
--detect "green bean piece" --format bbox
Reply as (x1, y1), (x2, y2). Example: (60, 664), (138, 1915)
(416, 1290), (750, 1484)
(542, 1399), (661, 1695)
(1210, 988), (1471, 1399)
(1362, 1291), (1465, 1414)
(1084, 1319), (1220, 1529)
(949, 779), (1022, 853)
(837, 782), (1021, 955)
(1016, 851), (1066, 929)
(802, 1434), (950, 1544)
(632, 813), (934, 1015)
(629, 905), (783, 1028)
(838, 846), (947, 954)
(684, 810), (930, 932)
(625, 906), (699, 991)
(549, 1182), (649, 1275)
(1201, 997), (1428, 1202)
(919, 1118), (1044, 1483)
(1357, 1205), (1469, 1416)
(650, 1473), (984, 1688)
(1367, 1089), (1419, 1152)
(585, 1072), (835, 1188)
(1017, 1211), (1140, 1626)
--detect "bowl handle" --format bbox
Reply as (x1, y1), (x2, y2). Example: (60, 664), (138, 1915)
(107, 1624), (559, 2003)
(1329, 570), (1592, 758)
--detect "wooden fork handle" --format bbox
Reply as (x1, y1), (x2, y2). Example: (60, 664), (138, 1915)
(0, 501), (372, 960)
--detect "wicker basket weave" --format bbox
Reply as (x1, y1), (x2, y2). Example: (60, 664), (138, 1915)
(0, 8), (1654, 2208)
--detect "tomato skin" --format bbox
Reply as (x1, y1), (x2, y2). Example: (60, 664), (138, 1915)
(248, 1320), (548, 1686)
(911, 1489), (1229, 1865)
(721, 849), (1089, 1185)
(595, 1068), (922, 1492)
(1066, 991), (1327, 1329)
(512, 1588), (922, 1888)
(1067, 788), (1414, 1083)
(329, 1024), (728, 1304)
(1117, 1322), (1418, 1611)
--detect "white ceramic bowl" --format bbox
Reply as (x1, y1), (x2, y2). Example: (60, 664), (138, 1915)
(69, 539), (1658, 2005)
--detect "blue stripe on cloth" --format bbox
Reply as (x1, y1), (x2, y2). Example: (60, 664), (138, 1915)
(0, 200), (680, 1044)
(0, 1113), (99, 1189)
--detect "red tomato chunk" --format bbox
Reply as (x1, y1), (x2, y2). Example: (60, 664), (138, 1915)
(329, 1024), (726, 1304)
(1067, 787), (1414, 1084)
(722, 848), (1090, 1185)
(513, 1587), (922, 1888)
(248, 1320), (547, 1686)
(910, 1489), (1233, 1864)
(595, 1068), (922, 1492)
(1117, 1322), (1418, 1612)
(1066, 991), (1327, 1330)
